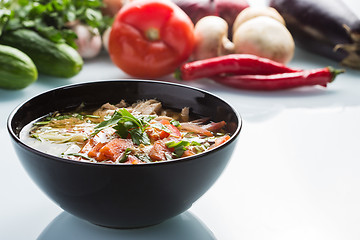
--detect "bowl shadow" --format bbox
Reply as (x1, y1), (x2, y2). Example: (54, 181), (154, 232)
(38, 211), (216, 240)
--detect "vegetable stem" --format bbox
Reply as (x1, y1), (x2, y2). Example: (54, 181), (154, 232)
(327, 66), (345, 82)
(146, 27), (160, 41)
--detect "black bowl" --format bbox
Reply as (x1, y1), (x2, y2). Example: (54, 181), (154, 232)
(8, 80), (242, 228)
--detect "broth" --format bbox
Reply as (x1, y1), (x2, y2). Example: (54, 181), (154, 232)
(20, 99), (231, 164)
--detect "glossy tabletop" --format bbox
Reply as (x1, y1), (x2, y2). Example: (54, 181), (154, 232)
(1, 1), (360, 239)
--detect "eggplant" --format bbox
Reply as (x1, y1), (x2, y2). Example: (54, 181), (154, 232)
(269, 0), (360, 69)
(171, 0), (249, 37)
(171, 0), (213, 24)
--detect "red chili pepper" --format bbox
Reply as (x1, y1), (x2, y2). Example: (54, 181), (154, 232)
(211, 67), (344, 91)
(176, 54), (300, 81)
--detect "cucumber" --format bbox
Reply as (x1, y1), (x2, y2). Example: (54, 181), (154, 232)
(0, 44), (38, 90)
(0, 29), (83, 78)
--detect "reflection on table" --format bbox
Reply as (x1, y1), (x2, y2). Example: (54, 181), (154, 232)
(38, 211), (216, 240)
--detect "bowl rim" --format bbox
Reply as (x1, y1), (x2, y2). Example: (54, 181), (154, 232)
(7, 79), (242, 168)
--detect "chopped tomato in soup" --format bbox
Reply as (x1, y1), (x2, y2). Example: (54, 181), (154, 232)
(24, 100), (231, 164)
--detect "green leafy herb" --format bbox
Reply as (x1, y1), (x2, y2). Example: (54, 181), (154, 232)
(66, 152), (93, 161)
(135, 154), (152, 163)
(33, 121), (51, 126)
(93, 110), (123, 135)
(166, 140), (207, 157)
(118, 148), (132, 163)
(1, 0), (113, 47)
(30, 133), (41, 141)
(41, 112), (96, 122)
(84, 115), (101, 119)
(127, 128), (151, 145)
(93, 108), (155, 146)
(113, 109), (154, 145)
(150, 122), (170, 133)
(166, 140), (190, 158)
(193, 142), (210, 153)
(170, 119), (180, 127)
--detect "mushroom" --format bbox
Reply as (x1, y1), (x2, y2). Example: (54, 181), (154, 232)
(232, 7), (286, 33)
(192, 16), (234, 61)
(233, 16), (295, 64)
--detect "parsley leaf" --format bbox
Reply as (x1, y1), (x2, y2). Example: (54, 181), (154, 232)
(170, 120), (180, 127)
(150, 122), (170, 133)
(113, 109), (153, 145)
(92, 110), (123, 135)
(166, 140), (190, 158)
(128, 128), (150, 145)
(93, 108), (154, 146)
(2, 0), (112, 47)
(118, 148), (132, 163)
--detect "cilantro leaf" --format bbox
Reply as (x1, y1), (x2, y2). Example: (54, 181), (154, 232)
(93, 108), (154, 146)
(170, 120), (180, 127)
(129, 128), (151, 145)
(150, 122), (170, 133)
(93, 110), (123, 135)
(114, 109), (153, 145)
(118, 148), (132, 163)
(166, 140), (190, 158)
(3, 0), (112, 46)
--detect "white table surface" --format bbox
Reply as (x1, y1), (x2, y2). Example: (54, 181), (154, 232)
(1, 1), (360, 239)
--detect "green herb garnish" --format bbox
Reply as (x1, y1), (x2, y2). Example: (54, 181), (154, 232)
(170, 119), (180, 127)
(66, 152), (93, 161)
(118, 148), (132, 163)
(135, 154), (152, 163)
(33, 121), (51, 126)
(84, 115), (101, 119)
(150, 122), (170, 133)
(166, 140), (190, 158)
(93, 108), (155, 146)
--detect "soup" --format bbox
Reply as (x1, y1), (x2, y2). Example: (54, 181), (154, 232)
(21, 99), (231, 164)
